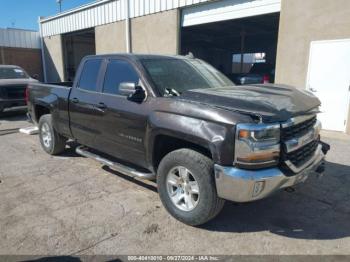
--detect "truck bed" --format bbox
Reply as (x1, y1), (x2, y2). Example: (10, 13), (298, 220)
(27, 82), (73, 137)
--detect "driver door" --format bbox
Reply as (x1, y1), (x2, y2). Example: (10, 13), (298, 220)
(94, 58), (151, 168)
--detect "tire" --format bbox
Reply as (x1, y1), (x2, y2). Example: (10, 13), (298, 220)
(157, 148), (225, 226)
(38, 114), (66, 155)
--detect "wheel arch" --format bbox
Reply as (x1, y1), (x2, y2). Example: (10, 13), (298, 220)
(151, 134), (214, 172)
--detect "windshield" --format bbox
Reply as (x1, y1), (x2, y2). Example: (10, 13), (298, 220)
(141, 58), (234, 96)
(0, 67), (29, 79)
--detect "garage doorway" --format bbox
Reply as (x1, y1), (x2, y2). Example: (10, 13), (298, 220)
(62, 29), (96, 81)
(181, 12), (280, 83)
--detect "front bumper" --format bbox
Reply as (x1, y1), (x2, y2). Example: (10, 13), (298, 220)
(214, 142), (328, 203)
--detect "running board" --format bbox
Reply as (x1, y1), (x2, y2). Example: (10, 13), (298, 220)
(76, 146), (156, 180)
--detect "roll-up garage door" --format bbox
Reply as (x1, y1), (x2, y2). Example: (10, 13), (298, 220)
(182, 0), (281, 27)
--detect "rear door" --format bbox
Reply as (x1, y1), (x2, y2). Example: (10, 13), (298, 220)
(307, 39), (350, 132)
(95, 58), (150, 168)
(69, 58), (105, 147)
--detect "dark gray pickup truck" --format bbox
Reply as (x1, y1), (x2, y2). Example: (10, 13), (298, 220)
(27, 54), (329, 226)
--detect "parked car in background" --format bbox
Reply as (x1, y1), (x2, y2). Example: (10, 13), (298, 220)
(227, 63), (275, 85)
(0, 65), (38, 113)
(27, 54), (329, 226)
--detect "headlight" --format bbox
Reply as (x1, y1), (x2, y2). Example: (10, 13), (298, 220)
(235, 123), (280, 169)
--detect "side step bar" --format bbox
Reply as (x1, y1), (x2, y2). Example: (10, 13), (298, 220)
(76, 146), (156, 180)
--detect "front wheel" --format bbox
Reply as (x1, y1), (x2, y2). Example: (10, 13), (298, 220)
(157, 149), (225, 226)
(38, 114), (66, 155)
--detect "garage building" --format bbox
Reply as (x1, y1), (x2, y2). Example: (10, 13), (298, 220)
(39, 0), (350, 134)
(0, 28), (43, 80)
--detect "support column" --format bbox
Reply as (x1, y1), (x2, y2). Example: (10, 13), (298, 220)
(125, 0), (131, 53)
(240, 30), (246, 73)
(38, 17), (47, 82)
(0, 47), (5, 64)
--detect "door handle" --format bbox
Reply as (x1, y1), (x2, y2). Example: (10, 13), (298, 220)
(94, 102), (107, 113)
(97, 102), (107, 109)
(71, 97), (79, 103)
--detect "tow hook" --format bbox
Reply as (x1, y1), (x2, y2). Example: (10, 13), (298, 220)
(315, 162), (326, 178)
(285, 187), (295, 193)
(320, 141), (330, 155)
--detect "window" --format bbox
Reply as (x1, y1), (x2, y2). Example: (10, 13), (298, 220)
(103, 60), (139, 95)
(232, 53), (266, 74)
(78, 59), (102, 91)
(0, 67), (29, 79)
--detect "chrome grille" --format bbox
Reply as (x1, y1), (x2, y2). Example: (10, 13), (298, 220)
(282, 139), (319, 168)
(281, 116), (317, 141)
(281, 115), (319, 171)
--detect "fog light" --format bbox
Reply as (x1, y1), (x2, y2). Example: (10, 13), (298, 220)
(252, 181), (265, 197)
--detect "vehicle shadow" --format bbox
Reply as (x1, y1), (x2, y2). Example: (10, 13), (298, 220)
(201, 160), (350, 240)
(59, 141), (85, 158)
(58, 142), (158, 192)
(49, 143), (350, 241)
(102, 165), (158, 193)
(21, 256), (82, 262)
(22, 256), (122, 262)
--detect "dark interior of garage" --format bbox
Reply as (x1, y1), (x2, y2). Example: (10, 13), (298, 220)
(181, 13), (280, 81)
(62, 29), (96, 81)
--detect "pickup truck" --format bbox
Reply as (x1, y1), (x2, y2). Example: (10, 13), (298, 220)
(27, 54), (330, 226)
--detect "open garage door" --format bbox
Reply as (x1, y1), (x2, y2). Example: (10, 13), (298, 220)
(62, 29), (96, 81)
(182, 0), (281, 27)
(181, 0), (280, 84)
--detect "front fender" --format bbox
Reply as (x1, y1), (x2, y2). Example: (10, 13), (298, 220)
(146, 111), (236, 166)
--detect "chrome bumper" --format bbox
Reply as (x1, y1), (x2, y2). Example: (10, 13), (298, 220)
(214, 143), (326, 203)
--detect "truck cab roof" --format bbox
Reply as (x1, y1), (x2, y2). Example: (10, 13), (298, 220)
(83, 53), (191, 62)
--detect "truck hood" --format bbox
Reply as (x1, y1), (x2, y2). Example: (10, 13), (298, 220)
(179, 84), (321, 122)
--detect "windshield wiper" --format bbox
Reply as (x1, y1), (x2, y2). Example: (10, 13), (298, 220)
(164, 88), (180, 97)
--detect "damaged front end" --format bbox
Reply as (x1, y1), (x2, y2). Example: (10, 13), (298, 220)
(214, 114), (330, 203)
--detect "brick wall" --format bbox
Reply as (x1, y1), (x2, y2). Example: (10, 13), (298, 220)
(0, 46), (43, 81)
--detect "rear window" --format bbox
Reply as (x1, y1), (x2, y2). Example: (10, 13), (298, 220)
(78, 59), (102, 91)
(249, 63), (273, 74)
(0, 67), (29, 79)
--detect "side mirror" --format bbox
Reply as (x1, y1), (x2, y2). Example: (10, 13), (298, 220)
(119, 82), (146, 103)
(119, 82), (136, 96)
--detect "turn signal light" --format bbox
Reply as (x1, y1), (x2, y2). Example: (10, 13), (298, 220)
(237, 151), (279, 163)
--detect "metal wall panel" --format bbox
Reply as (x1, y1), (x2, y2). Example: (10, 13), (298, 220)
(40, 0), (212, 37)
(0, 28), (40, 49)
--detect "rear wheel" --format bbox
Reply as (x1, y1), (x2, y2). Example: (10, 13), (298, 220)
(157, 149), (225, 226)
(38, 114), (66, 155)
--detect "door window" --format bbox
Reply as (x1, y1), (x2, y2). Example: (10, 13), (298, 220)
(78, 59), (102, 91)
(103, 60), (140, 95)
